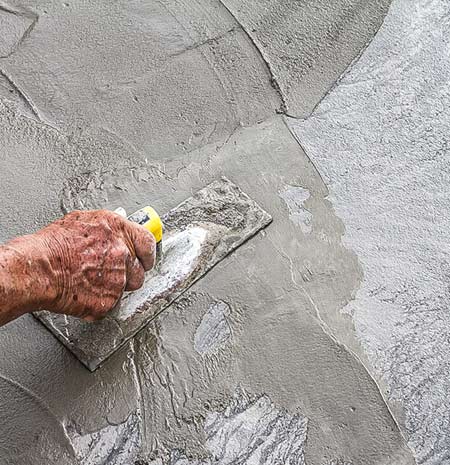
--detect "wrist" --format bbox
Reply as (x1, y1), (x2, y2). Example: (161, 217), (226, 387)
(0, 235), (57, 317)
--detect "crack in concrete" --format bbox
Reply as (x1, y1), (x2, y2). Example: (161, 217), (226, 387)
(168, 27), (239, 59)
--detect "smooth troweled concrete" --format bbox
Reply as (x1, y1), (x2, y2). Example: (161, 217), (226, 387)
(0, 0), (422, 464)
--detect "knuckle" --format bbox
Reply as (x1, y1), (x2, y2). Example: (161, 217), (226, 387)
(110, 244), (129, 262)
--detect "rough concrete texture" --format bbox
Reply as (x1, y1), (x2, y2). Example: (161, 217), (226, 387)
(174, 387), (309, 465)
(0, 0), (420, 464)
(0, 0), (281, 158)
(220, 0), (392, 117)
(36, 179), (271, 370)
(0, 3), (36, 58)
(289, 0), (450, 463)
(68, 413), (141, 465)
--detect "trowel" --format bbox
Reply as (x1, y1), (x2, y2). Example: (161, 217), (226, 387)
(34, 178), (272, 371)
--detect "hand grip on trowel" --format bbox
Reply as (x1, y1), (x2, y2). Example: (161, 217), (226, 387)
(115, 206), (163, 265)
(36, 178), (272, 371)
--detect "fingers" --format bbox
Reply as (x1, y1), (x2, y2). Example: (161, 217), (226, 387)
(81, 293), (123, 322)
(125, 256), (145, 291)
(42, 209), (157, 322)
(125, 221), (157, 271)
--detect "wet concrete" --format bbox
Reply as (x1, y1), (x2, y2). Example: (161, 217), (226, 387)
(0, 0), (419, 464)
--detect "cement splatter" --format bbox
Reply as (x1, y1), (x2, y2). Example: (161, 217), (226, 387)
(289, 0), (450, 462)
(167, 388), (308, 465)
(279, 185), (313, 234)
(67, 413), (140, 465)
(194, 301), (232, 356)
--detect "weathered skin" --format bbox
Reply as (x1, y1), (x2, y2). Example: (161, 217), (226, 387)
(0, 210), (156, 325)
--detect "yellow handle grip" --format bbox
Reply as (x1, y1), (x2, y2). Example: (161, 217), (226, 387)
(128, 206), (163, 243)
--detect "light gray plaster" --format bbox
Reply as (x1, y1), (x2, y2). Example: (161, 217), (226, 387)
(279, 185), (313, 234)
(289, 0), (450, 462)
(170, 388), (308, 465)
(1, 0), (280, 159)
(194, 301), (232, 356)
(0, 1), (416, 464)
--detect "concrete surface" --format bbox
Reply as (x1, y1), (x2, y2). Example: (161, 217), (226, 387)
(290, 0), (450, 463)
(220, 0), (392, 117)
(0, 0), (433, 463)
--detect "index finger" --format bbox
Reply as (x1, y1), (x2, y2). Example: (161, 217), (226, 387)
(126, 221), (157, 271)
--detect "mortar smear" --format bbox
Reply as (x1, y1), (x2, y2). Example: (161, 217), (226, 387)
(279, 185), (312, 234)
(194, 300), (232, 355)
(118, 227), (208, 321)
(170, 388), (308, 465)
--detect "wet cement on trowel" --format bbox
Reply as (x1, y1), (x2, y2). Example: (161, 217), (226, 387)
(35, 178), (272, 370)
(0, 1), (417, 464)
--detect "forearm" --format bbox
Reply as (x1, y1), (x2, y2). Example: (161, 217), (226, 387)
(0, 237), (55, 326)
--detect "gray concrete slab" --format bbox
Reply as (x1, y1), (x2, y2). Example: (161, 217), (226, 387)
(0, 0), (280, 159)
(289, 0), (450, 462)
(0, 0), (417, 464)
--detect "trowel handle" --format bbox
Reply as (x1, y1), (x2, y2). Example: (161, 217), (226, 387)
(127, 206), (163, 245)
(115, 206), (163, 263)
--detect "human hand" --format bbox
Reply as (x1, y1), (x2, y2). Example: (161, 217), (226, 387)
(18, 210), (156, 321)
